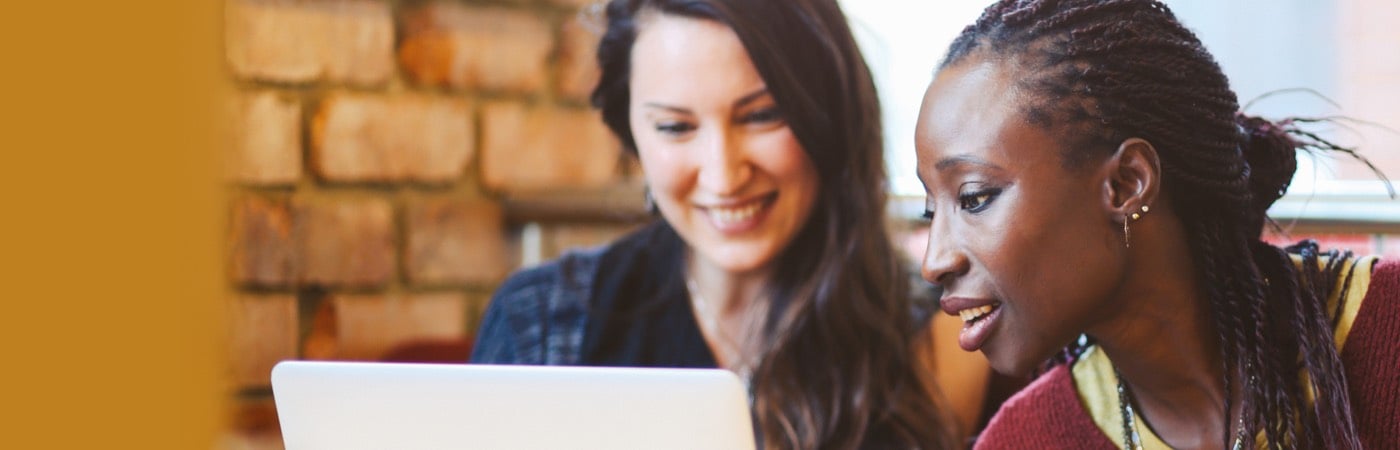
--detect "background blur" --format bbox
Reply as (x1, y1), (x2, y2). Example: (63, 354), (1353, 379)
(218, 0), (1400, 449)
(222, 1), (644, 448)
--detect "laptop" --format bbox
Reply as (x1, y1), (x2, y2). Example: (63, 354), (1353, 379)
(270, 361), (756, 450)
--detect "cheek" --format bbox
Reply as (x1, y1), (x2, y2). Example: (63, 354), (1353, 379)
(997, 191), (1115, 322)
(749, 130), (817, 197)
(633, 137), (693, 202)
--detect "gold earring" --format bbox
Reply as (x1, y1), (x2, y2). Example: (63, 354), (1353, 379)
(1123, 215), (1131, 248)
(1123, 205), (1149, 248)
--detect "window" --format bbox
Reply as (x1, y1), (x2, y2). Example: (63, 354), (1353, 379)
(843, 0), (1400, 229)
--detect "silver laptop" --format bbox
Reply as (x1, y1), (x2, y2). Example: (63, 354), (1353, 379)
(271, 361), (756, 450)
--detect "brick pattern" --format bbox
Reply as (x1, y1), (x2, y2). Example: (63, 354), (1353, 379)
(229, 91), (300, 185)
(225, 0), (628, 378)
(293, 196), (395, 287)
(227, 294), (298, 388)
(225, 0), (394, 86)
(405, 196), (511, 286)
(221, 0), (639, 443)
(306, 292), (470, 361)
(229, 195), (295, 287)
(481, 101), (620, 192)
(311, 93), (473, 183)
(556, 18), (602, 102)
(399, 3), (554, 94)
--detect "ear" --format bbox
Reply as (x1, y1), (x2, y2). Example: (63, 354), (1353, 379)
(1101, 138), (1161, 220)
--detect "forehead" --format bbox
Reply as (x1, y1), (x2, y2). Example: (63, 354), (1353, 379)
(915, 59), (1061, 175)
(629, 14), (762, 103)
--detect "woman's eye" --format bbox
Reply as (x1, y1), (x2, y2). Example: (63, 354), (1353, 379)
(740, 107), (784, 125)
(655, 122), (696, 135)
(958, 189), (1000, 213)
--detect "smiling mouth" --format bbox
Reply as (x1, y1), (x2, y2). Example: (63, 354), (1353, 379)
(953, 301), (1002, 352)
(710, 200), (765, 224)
(958, 304), (997, 323)
(699, 193), (776, 232)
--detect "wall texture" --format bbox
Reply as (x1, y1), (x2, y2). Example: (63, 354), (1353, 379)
(220, 1), (646, 448)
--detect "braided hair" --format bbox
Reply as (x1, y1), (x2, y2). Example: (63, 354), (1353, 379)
(942, 1), (1375, 448)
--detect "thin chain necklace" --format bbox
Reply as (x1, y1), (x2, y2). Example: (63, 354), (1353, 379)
(685, 277), (753, 384)
(1114, 368), (1248, 450)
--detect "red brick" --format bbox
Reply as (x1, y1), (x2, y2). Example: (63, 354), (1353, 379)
(229, 196), (296, 287)
(229, 90), (301, 185)
(310, 93), (473, 183)
(228, 294), (298, 389)
(293, 197), (395, 287)
(225, 0), (394, 85)
(224, 398), (283, 450)
(556, 16), (602, 101)
(398, 3), (553, 93)
(481, 102), (620, 192)
(405, 197), (511, 286)
(310, 292), (469, 361)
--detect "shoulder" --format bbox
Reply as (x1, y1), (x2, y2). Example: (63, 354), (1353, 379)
(469, 243), (611, 365)
(471, 222), (672, 365)
(1336, 257), (1400, 447)
(974, 365), (1116, 450)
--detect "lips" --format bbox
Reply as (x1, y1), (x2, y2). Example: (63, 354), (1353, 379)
(940, 296), (1002, 352)
(698, 193), (776, 233)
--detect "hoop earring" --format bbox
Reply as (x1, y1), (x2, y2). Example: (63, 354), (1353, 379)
(1123, 204), (1150, 248)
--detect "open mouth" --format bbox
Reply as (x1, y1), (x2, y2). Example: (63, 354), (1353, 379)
(957, 304), (997, 324)
(955, 302), (1001, 352)
(701, 193), (777, 233)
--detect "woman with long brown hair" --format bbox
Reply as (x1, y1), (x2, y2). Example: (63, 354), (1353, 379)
(916, 0), (1400, 448)
(473, 0), (967, 448)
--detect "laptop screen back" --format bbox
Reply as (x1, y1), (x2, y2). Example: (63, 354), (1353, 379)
(271, 361), (755, 450)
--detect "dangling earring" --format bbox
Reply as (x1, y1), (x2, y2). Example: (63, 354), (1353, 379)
(1124, 205), (1149, 248)
(644, 188), (658, 215)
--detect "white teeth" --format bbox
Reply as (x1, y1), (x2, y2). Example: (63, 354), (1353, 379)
(710, 201), (763, 225)
(957, 305), (996, 323)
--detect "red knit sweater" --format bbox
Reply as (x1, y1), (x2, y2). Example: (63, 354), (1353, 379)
(974, 259), (1400, 449)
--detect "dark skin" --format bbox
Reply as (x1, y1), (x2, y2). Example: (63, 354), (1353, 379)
(916, 57), (1245, 449)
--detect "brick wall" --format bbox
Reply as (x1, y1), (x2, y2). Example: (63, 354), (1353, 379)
(220, 1), (644, 448)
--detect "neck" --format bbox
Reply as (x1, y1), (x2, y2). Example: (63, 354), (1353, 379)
(686, 252), (770, 317)
(1087, 223), (1238, 449)
(686, 251), (772, 370)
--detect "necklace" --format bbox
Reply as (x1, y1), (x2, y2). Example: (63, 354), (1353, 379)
(1114, 368), (1248, 450)
(685, 277), (753, 383)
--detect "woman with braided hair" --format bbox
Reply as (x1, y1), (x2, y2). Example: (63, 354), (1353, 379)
(915, 0), (1399, 448)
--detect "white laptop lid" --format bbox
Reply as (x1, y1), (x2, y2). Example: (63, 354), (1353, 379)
(271, 361), (756, 450)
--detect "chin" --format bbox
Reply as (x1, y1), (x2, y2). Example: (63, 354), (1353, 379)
(984, 343), (1044, 377)
(702, 243), (778, 274)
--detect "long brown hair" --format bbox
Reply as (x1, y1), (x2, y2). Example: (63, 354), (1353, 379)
(942, 1), (1378, 448)
(592, 0), (956, 448)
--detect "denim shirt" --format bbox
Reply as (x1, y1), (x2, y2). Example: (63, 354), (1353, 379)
(470, 243), (605, 365)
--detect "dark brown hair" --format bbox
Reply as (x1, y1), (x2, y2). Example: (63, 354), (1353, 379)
(592, 0), (956, 448)
(941, 0), (1375, 448)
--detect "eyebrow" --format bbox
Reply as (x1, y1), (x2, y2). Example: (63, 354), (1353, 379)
(935, 155), (1002, 172)
(640, 88), (771, 114)
(731, 88), (769, 108)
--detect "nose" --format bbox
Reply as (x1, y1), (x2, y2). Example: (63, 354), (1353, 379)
(921, 213), (969, 288)
(695, 128), (752, 196)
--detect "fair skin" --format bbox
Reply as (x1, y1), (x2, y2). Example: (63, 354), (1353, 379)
(627, 14), (818, 368)
(628, 13), (989, 435)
